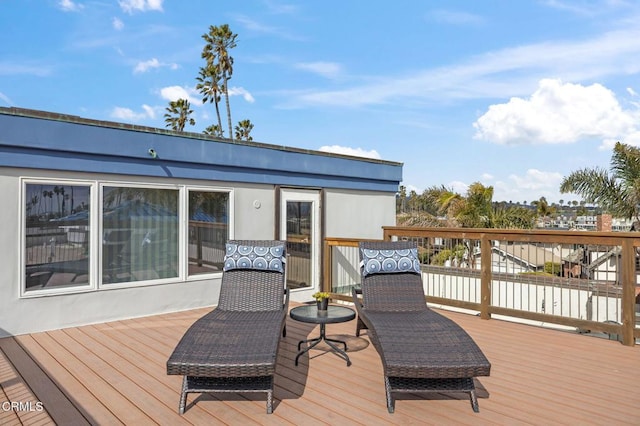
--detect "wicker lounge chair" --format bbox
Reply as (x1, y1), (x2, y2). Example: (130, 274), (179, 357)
(167, 240), (288, 414)
(353, 240), (491, 413)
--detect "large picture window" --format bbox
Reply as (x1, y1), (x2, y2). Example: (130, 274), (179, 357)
(22, 180), (231, 295)
(102, 186), (179, 284)
(24, 183), (91, 292)
(188, 190), (230, 275)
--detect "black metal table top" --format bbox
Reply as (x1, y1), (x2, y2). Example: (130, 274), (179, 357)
(289, 304), (355, 325)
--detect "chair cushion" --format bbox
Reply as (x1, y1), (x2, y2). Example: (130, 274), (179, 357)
(360, 247), (420, 276)
(224, 243), (285, 272)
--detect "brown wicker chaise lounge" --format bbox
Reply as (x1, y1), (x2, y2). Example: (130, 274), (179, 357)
(353, 240), (491, 413)
(166, 240), (288, 414)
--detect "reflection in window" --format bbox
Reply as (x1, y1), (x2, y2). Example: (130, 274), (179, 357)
(102, 187), (179, 283)
(188, 191), (229, 275)
(24, 183), (91, 291)
(286, 201), (312, 289)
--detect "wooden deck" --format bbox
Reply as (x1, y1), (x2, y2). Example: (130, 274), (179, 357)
(1, 305), (638, 425)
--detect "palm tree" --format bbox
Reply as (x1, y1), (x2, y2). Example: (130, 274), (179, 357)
(425, 183), (534, 229)
(234, 119), (254, 141)
(42, 190), (53, 217)
(560, 141), (640, 223)
(196, 64), (224, 137)
(423, 185), (465, 226)
(530, 196), (554, 219)
(53, 186), (62, 217)
(202, 24), (237, 140)
(397, 185), (407, 213)
(164, 98), (196, 131)
(203, 124), (224, 137)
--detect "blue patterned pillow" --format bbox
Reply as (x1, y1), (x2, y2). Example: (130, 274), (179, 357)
(360, 247), (421, 277)
(223, 243), (286, 272)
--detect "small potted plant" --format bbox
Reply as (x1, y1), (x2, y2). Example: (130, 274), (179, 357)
(312, 291), (330, 311)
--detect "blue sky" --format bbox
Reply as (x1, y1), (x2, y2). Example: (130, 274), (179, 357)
(3, 0), (640, 204)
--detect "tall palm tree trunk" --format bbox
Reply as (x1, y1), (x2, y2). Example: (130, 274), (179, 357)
(223, 75), (233, 141)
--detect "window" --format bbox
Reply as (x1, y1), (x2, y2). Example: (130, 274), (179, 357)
(22, 179), (232, 295)
(188, 190), (230, 275)
(24, 183), (91, 292)
(102, 186), (179, 284)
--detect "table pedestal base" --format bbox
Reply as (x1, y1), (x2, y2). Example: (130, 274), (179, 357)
(295, 323), (351, 366)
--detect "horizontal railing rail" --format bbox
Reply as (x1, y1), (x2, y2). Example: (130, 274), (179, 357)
(323, 227), (640, 346)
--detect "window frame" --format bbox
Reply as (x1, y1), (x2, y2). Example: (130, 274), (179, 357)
(19, 177), (234, 298)
(20, 178), (99, 297)
(185, 186), (234, 280)
(98, 181), (183, 290)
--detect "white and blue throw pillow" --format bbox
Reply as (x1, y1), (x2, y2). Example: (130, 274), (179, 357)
(360, 247), (421, 277)
(223, 243), (286, 272)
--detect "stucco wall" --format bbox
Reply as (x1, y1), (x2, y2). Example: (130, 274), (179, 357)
(0, 168), (277, 337)
(233, 185), (276, 240)
(0, 169), (398, 336)
(324, 189), (396, 239)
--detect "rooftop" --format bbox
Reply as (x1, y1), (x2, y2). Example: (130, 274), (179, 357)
(1, 304), (638, 425)
(0, 107), (402, 193)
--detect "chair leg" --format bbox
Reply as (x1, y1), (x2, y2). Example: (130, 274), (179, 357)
(355, 318), (365, 337)
(469, 389), (479, 413)
(266, 389), (273, 414)
(179, 376), (188, 414)
(384, 376), (394, 413)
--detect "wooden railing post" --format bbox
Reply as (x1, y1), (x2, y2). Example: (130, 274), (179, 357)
(323, 240), (332, 293)
(620, 239), (636, 346)
(480, 234), (491, 320)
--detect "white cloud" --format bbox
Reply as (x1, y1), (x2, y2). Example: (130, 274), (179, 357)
(110, 105), (155, 122)
(628, 87), (638, 96)
(229, 87), (255, 103)
(318, 145), (381, 159)
(263, 0), (298, 14)
(286, 27), (640, 108)
(540, 0), (630, 17)
(234, 14), (301, 40)
(58, 0), (83, 12)
(473, 79), (639, 146)
(112, 17), (124, 31)
(441, 170), (566, 203)
(141, 104), (156, 119)
(134, 58), (160, 73)
(429, 9), (485, 26)
(0, 91), (12, 105)
(509, 169), (564, 191)
(0, 62), (52, 77)
(118, 0), (163, 14)
(448, 180), (469, 195)
(489, 169), (565, 203)
(480, 173), (494, 180)
(159, 85), (199, 104)
(134, 58), (178, 74)
(294, 62), (342, 79)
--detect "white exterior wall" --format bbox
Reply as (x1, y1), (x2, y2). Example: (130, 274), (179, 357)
(0, 168), (277, 337)
(324, 189), (396, 293)
(1, 170), (398, 336)
(324, 189), (396, 239)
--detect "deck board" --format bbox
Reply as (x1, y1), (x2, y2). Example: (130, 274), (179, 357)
(1, 305), (638, 425)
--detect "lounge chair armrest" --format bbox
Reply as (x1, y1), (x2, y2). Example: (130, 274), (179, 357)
(352, 287), (365, 316)
(283, 287), (290, 311)
(351, 287), (362, 306)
